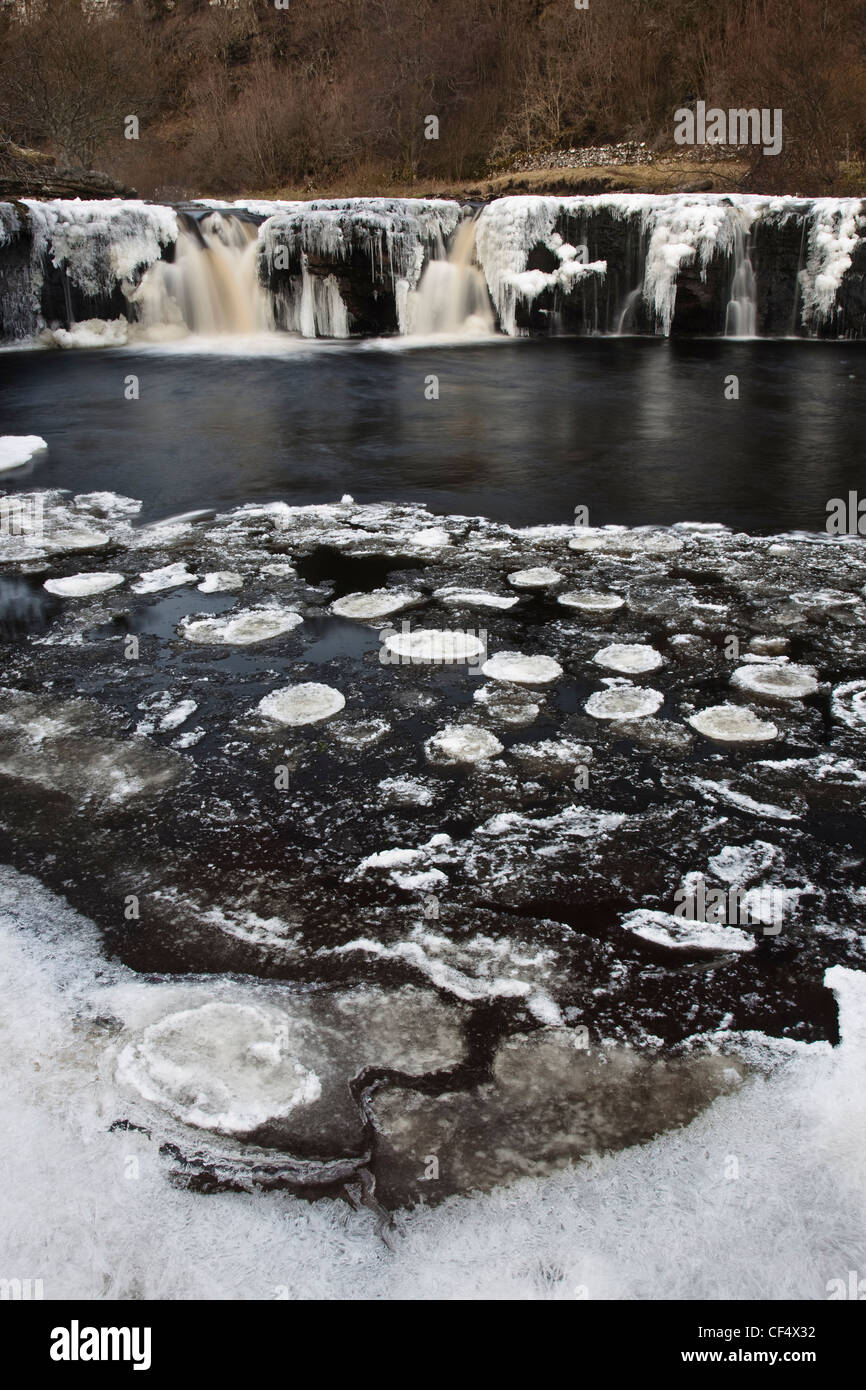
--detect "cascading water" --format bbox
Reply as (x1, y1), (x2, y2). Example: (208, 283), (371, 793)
(724, 225), (758, 337)
(404, 217), (494, 336)
(3, 194), (864, 344)
(133, 211), (271, 337)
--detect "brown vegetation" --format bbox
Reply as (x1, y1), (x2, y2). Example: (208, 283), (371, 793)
(0, 0), (864, 198)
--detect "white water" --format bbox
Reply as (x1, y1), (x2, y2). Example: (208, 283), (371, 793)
(725, 224), (758, 337)
(404, 217), (495, 337)
(133, 212), (271, 337)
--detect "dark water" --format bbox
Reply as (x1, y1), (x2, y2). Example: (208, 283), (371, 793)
(1, 337), (864, 530)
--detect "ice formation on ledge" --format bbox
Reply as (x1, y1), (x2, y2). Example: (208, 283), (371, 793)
(4, 193), (865, 342)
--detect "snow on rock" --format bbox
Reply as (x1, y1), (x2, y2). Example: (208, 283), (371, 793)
(688, 704), (779, 743)
(619, 909), (756, 953)
(585, 686), (664, 720)
(132, 562), (199, 594)
(0, 436), (48, 472)
(481, 651), (562, 685)
(180, 607), (303, 645)
(330, 589), (422, 620)
(258, 682), (345, 726)
(731, 664), (819, 702)
(425, 724), (504, 765)
(25, 199), (178, 302)
(507, 567), (563, 589)
(384, 628), (485, 664)
(43, 572), (124, 597)
(592, 643), (664, 674)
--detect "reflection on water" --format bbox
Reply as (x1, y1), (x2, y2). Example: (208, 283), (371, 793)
(1, 338), (863, 531)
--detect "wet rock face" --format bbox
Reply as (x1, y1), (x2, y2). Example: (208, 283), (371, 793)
(0, 491), (864, 1204)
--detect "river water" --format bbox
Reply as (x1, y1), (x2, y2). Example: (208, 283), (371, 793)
(3, 336), (864, 530)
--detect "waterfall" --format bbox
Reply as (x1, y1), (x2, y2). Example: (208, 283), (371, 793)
(133, 212), (271, 337)
(724, 225), (758, 337)
(3, 194), (865, 344)
(403, 217), (494, 337)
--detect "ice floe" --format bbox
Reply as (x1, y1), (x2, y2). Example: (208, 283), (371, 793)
(0, 435), (47, 472)
(585, 686), (664, 720)
(481, 651), (562, 685)
(731, 664), (819, 702)
(507, 567), (562, 589)
(592, 642), (664, 674)
(425, 724), (504, 765)
(330, 589), (422, 619)
(133, 562), (199, 594)
(43, 572), (124, 597)
(383, 628), (485, 663)
(557, 589), (626, 614)
(619, 909), (756, 953)
(258, 682), (345, 726)
(688, 704), (778, 743)
(180, 607), (303, 645)
(198, 571), (243, 593)
(434, 585), (519, 610)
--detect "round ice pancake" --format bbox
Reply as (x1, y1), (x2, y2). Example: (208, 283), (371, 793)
(730, 664), (818, 702)
(116, 1001), (322, 1135)
(258, 682), (345, 725)
(481, 651), (562, 685)
(688, 704), (778, 743)
(592, 643), (663, 674)
(585, 686), (664, 720)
